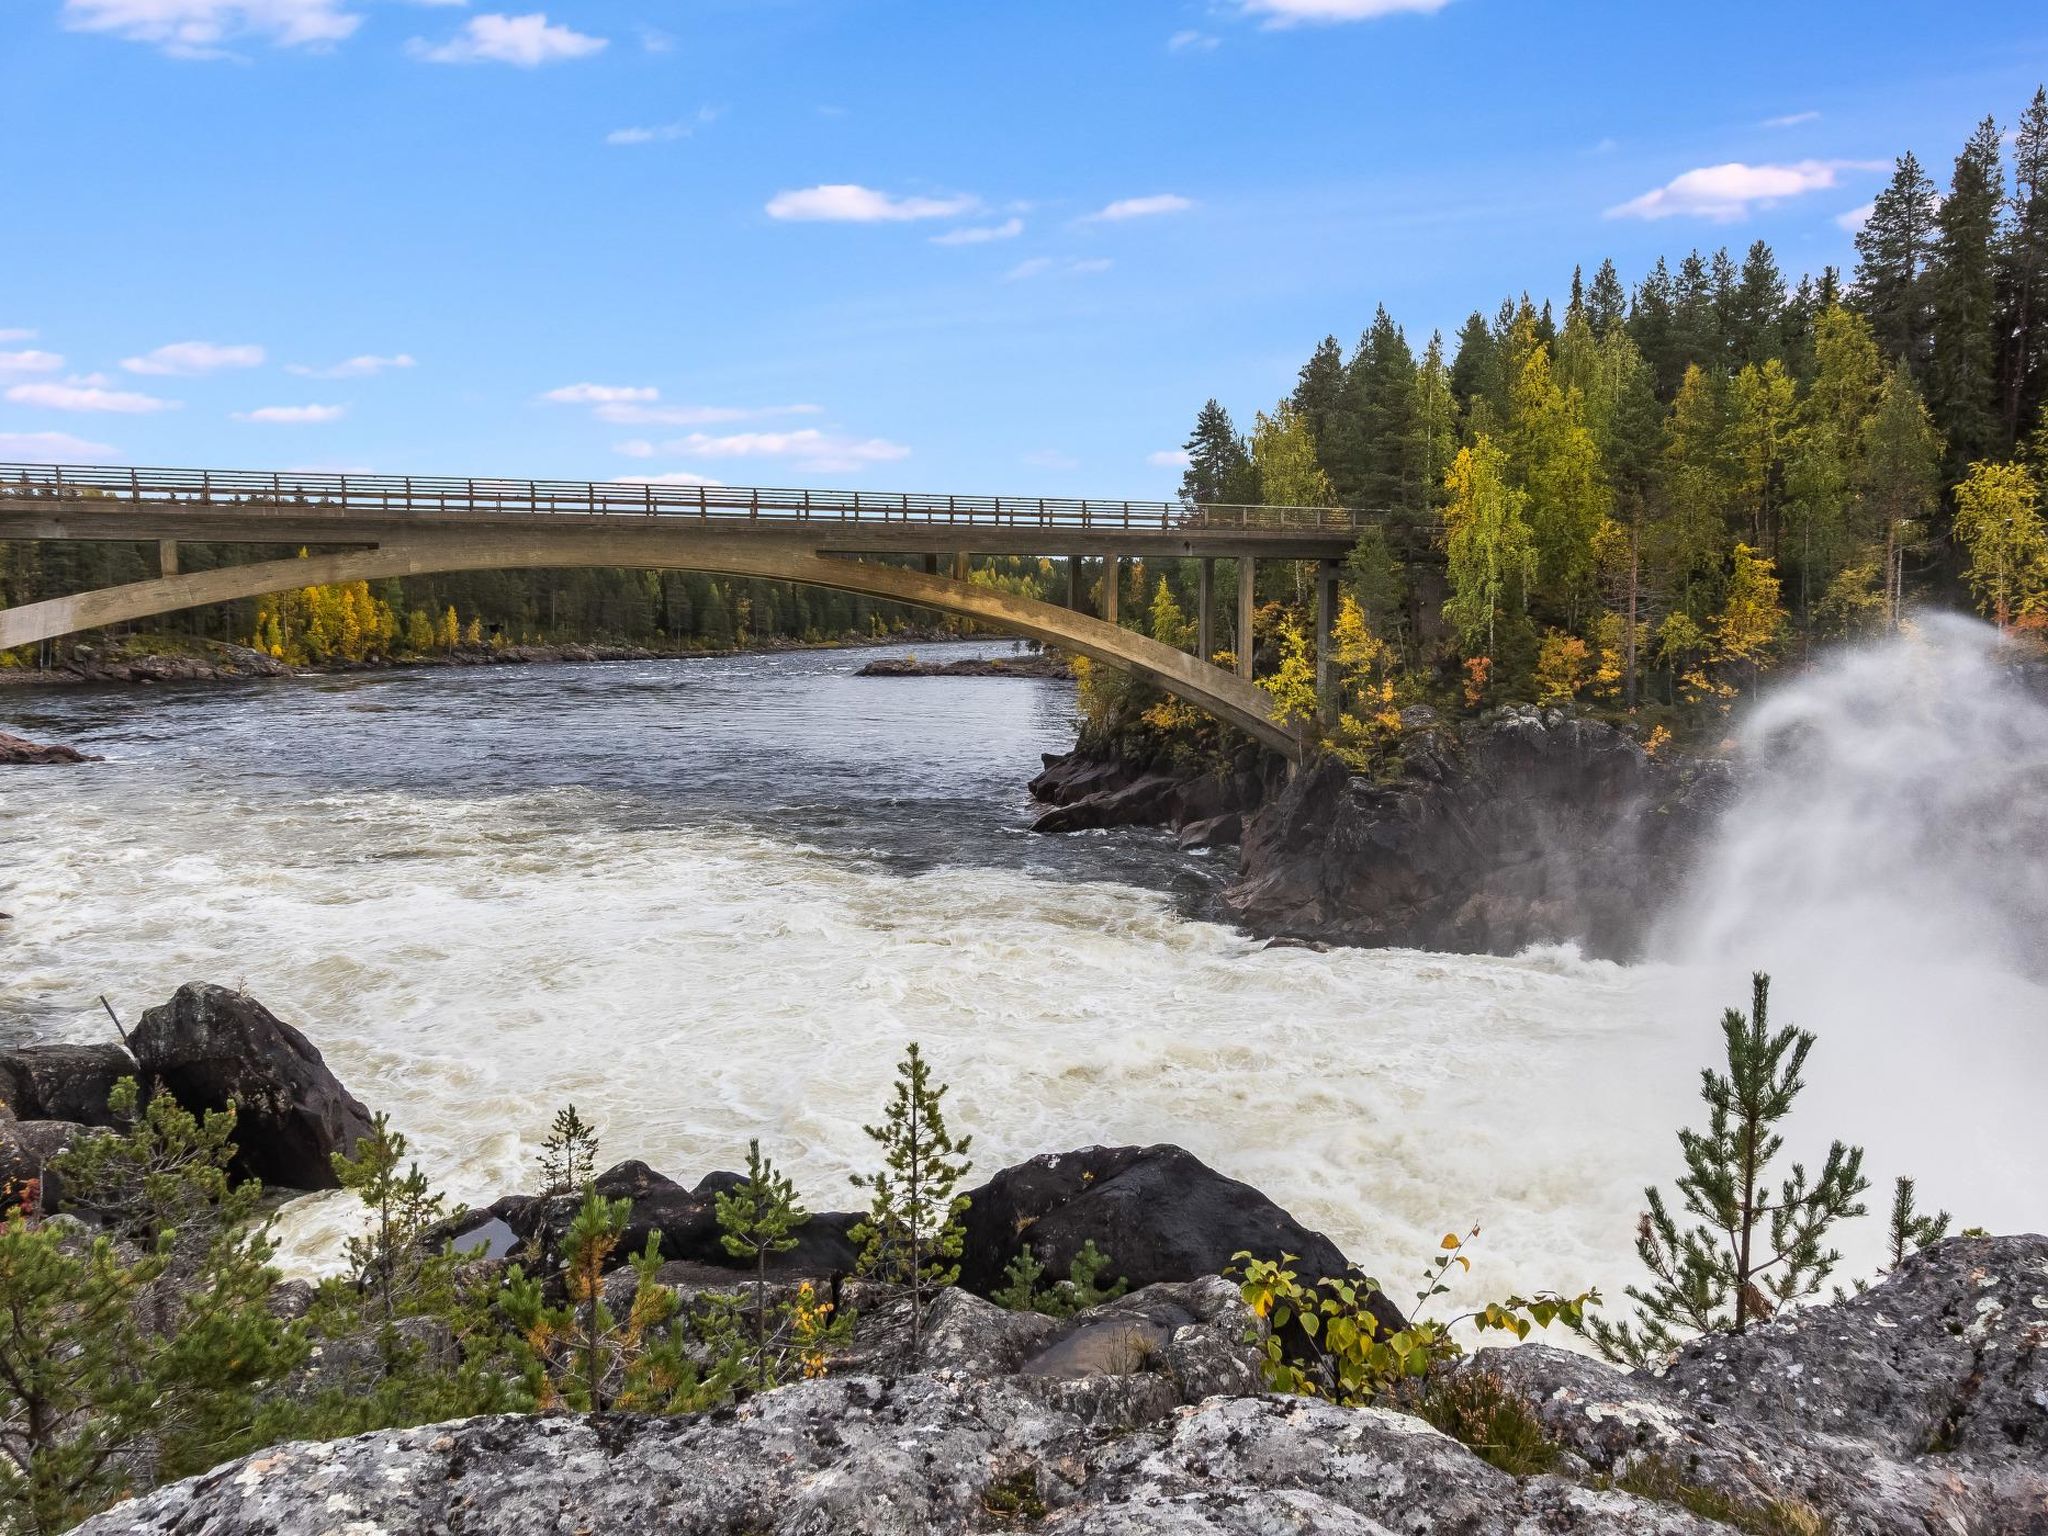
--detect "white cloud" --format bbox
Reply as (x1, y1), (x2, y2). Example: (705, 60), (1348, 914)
(0, 430), (118, 462)
(613, 471), (725, 487)
(930, 217), (1024, 246)
(542, 382), (658, 404)
(1606, 160), (1876, 222)
(60, 0), (359, 56)
(1835, 201), (1875, 233)
(630, 429), (910, 474)
(1167, 29), (1219, 50)
(1241, 0), (1449, 25)
(232, 403), (346, 423)
(1147, 449), (1192, 469)
(409, 12), (605, 66)
(595, 402), (822, 426)
(5, 381), (178, 413)
(1023, 449), (1079, 471)
(122, 340), (265, 375)
(1763, 110), (1821, 129)
(1085, 193), (1194, 222)
(765, 184), (979, 223)
(0, 350), (64, 375)
(606, 107), (717, 146)
(287, 353), (415, 378)
(0, 329), (34, 343)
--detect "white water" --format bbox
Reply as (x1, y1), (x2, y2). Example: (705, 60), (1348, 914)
(1, 630), (2042, 1318)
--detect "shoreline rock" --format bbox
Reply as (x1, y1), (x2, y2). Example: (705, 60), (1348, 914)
(857, 652), (1073, 679)
(0, 729), (99, 764)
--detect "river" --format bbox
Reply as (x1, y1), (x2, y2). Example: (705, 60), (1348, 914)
(3, 636), (2043, 1316)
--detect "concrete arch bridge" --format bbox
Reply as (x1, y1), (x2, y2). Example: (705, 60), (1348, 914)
(0, 463), (1381, 759)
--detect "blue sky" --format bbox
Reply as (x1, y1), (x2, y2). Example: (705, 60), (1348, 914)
(3, 0), (2046, 499)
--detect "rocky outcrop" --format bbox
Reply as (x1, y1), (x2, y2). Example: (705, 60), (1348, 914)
(0, 729), (99, 764)
(129, 983), (374, 1189)
(955, 1143), (1404, 1335)
(859, 653), (1073, 679)
(85, 1239), (2048, 1534)
(17, 641), (293, 686)
(1028, 743), (1287, 849)
(0, 1042), (137, 1125)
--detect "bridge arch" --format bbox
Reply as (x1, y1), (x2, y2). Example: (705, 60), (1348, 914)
(0, 530), (1304, 756)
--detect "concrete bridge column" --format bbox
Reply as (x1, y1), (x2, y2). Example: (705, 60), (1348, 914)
(1235, 557), (1256, 680)
(1066, 556), (1082, 611)
(158, 540), (179, 578)
(1197, 558), (1214, 662)
(951, 552), (970, 582)
(923, 554), (940, 575)
(1101, 556), (1119, 628)
(1315, 558), (1342, 719)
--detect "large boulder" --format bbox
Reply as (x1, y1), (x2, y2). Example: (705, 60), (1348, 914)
(0, 730), (98, 765)
(0, 1042), (138, 1126)
(1029, 744), (1285, 844)
(129, 984), (373, 1190)
(955, 1143), (1404, 1336)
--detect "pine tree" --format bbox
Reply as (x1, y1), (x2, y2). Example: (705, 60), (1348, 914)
(1589, 974), (1869, 1367)
(1999, 89), (2048, 447)
(1730, 241), (1787, 368)
(1855, 151), (1939, 373)
(1448, 309), (1503, 428)
(1928, 117), (2006, 470)
(714, 1140), (810, 1389)
(1629, 257), (1681, 396)
(537, 1105), (600, 1197)
(1290, 335), (1347, 454)
(1884, 1177), (1951, 1272)
(1179, 399), (1256, 506)
(849, 1043), (973, 1364)
(1587, 257), (1629, 336)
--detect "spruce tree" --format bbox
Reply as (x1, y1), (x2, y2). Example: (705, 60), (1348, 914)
(1289, 335), (1347, 454)
(1589, 974), (1869, 1367)
(1730, 241), (1787, 369)
(1855, 151), (1939, 373)
(1586, 257), (1629, 337)
(1179, 399), (1255, 506)
(849, 1043), (973, 1363)
(1928, 117), (2006, 470)
(1349, 308), (1420, 512)
(1628, 257), (1681, 395)
(1447, 309), (1503, 427)
(1998, 89), (2048, 446)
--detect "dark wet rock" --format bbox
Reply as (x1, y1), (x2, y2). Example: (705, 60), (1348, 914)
(858, 652), (1071, 678)
(0, 1042), (138, 1125)
(0, 729), (99, 764)
(0, 1119), (88, 1213)
(1029, 742), (1284, 845)
(129, 983), (374, 1190)
(956, 1143), (1405, 1337)
(1227, 708), (1733, 960)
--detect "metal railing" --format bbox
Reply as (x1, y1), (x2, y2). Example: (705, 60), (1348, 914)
(0, 462), (1377, 535)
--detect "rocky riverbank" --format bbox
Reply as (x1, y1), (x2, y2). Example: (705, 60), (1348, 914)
(4, 983), (2040, 1534)
(1031, 707), (1732, 960)
(858, 651), (1073, 679)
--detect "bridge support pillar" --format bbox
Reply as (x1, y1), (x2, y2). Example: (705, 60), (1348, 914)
(1101, 556), (1119, 627)
(1235, 557), (1256, 679)
(923, 554), (940, 575)
(1315, 558), (1342, 720)
(1197, 558), (1214, 662)
(1066, 557), (1082, 611)
(158, 540), (179, 578)
(951, 552), (970, 582)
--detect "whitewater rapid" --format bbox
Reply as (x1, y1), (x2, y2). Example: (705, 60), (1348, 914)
(3, 632), (2042, 1317)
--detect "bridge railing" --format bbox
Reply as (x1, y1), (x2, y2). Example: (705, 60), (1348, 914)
(0, 462), (1376, 535)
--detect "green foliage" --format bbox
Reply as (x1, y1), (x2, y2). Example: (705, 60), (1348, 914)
(1228, 1229), (1595, 1407)
(992, 1240), (1129, 1318)
(1589, 974), (1870, 1367)
(715, 1140), (853, 1388)
(1886, 1176), (1950, 1272)
(850, 1043), (973, 1363)
(537, 1104), (601, 1197)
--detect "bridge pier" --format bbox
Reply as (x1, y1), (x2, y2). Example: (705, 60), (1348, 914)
(1315, 558), (1342, 719)
(1101, 556), (1118, 627)
(1197, 558), (1214, 662)
(159, 540), (179, 578)
(1235, 557), (1256, 680)
(1066, 557), (1082, 611)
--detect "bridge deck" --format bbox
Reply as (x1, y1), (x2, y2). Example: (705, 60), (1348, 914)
(0, 462), (1375, 558)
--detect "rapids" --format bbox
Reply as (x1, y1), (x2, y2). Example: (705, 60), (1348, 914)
(2, 631), (2042, 1314)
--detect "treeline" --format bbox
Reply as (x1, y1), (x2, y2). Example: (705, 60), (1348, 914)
(0, 542), (1068, 665)
(1150, 85), (2048, 742)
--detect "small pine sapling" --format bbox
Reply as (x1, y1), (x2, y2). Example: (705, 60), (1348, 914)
(537, 1105), (600, 1197)
(993, 1240), (1129, 1318)
(1885, 1176), (1950, 1272)
(1589, 973), (1869, 1366)
(715, 1139), (808, 1388)
(849, 1043), (973, 1363)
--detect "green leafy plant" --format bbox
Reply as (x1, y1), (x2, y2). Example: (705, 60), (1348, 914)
(850, 1043), (973, 1363)
(992, 1240), (1129, 1318)
(1589, 974), (1870, 1366)
(1229, 1229), (1595, 1406)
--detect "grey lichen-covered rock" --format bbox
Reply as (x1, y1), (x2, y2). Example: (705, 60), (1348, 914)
(75, 1380), (1713, 1536)
(1467, 1234), (2048, 1535)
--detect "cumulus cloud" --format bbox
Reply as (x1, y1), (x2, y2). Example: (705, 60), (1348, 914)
(1147, 449), (1192, 468)
(60, 0), (359, 56)
(0, 430), (118, 462)
(625, 429), (910, 475)
(1763, 110), (1821, 129)
(1241, 0), (1449, 25)
(122, 341), (265, 376)
(1606, 160), (1875, 222)
(1167, 29), (1219, 50)
(287, 353), (415, 378)
(765, 184), (979, 223)
(5, 381), (178, 413)
(1085, 194), (1194, 222)
(0, 350), (64, 375)
(930, 217), (1024, 246)
(409, 12), (606, 66)
(232, 403), (346, 423)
